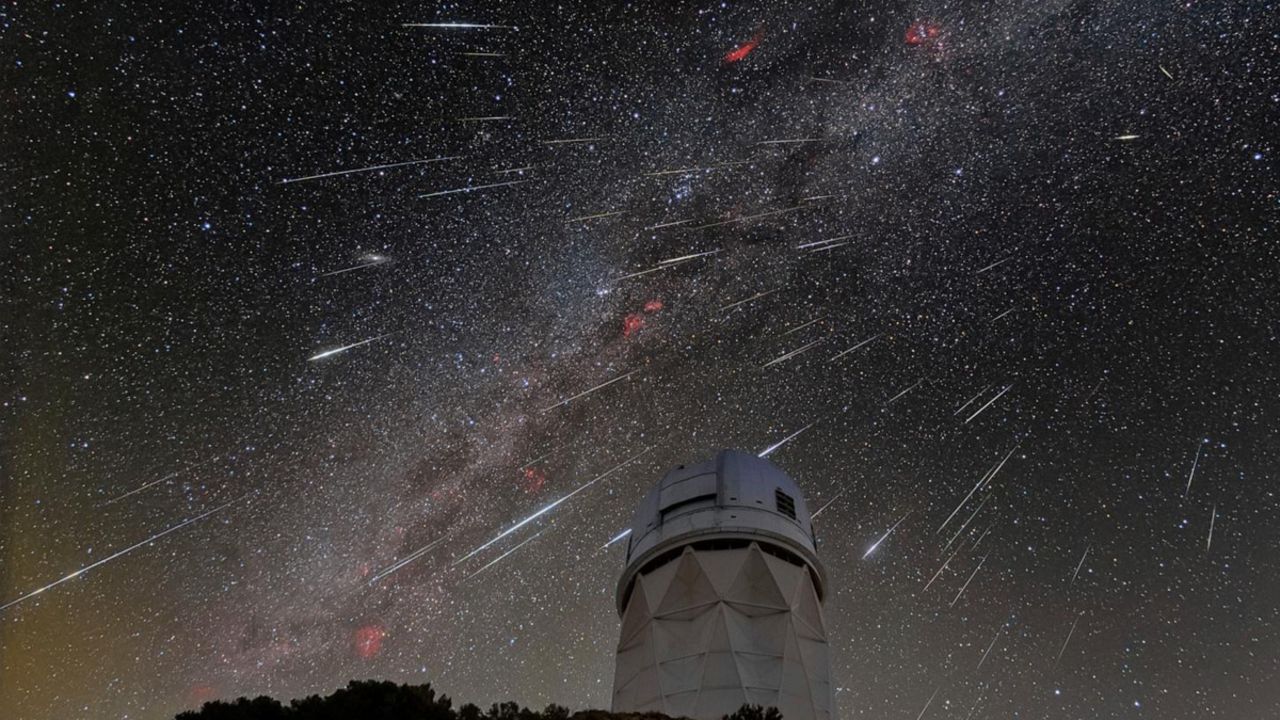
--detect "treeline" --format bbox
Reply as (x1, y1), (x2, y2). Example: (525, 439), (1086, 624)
(175, 680), (784, 720)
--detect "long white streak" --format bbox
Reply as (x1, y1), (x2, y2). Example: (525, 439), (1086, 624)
(403, 23), (516, 29)
(644, 167), (704, 176)
(886, 378), (923, 405)
(1, 498), (240, 612)
(644, 218), (692, 230)
(600, 528), (632, 550)
(937, 459), (1001, 534)
(977, 624), (1003, 669)
(953, 385), (991, 416)
(319, 256), (390, 277)
(808, 76), (851, 85)
(1184, 441), (1205, 498)
(1206, 505), (1217, 554)
(758, 138), (822, 145)
(797, 234), (854, 250)
(418, 179), (528, 198)
(975, 256), (1011, 274)
(759, 423), (816, 458)
(453, 447), (653, 565)
(690, 206), (805, 231)
(279, 156), (459, 184)
(781, 316), (825, 336)
(923, 546), (962, 592)
(830, 333), (881, 362)
(519, 447), (561, 470)
(943, 495), (991, 551)
(808, 241), (851, 253)
(915, 686), (942, 720)
(1054, 616), (1081, 666)
(863, 510), (912, 559)
(720, 288), (779, 312)
(1114, 134), (1140, 141)
(104, 456), (220, 504)
(950, 552), (989, 607)
(369, 534), (452, 584)
(610, 260), (692, 282)
(1070, 544), (1091, 585)
(964, 383), (1014, 424)
(567, 210), (624, 223)
(1159, 64), (1175, 80)
(495, 166), (535, 174)
(658, 249), (720, 265)
(980, 444), (1020, 494)
(464, 531), (544, 581)
(541, 369), (639, 412)
(761, 337), (827, 369)
(803, 194), (838, 202)
(541, 137), (604, 145)
(462, 52), (504, 57)
(811, 490), (845, 519)
(972, 524), (994, 549)
(991, 308), (1015, 321)
(455, 115), (513, 122)
(307, 334), (391, 361)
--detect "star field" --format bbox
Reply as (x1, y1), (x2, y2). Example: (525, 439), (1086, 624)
(2, 2), (1278, 719)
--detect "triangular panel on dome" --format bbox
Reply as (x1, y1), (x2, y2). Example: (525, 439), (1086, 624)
(797, 636), (830, 695)
(639, 556), (681, 610)
(619, 581), (653, 649)
(725, 604), (789, 657)
(652, 608), (716, 662)
(761, 552), (805, 599)
(790, 568), (826, 640)
(658, 653), (705, 697)
(726, 544), (790, 610)
(697, 547), (747, 596)
(701, 650), (743, 691)
(736, 650), (784, 691)
(614, 631), (656, 691)
(656, 548), (722, 617)
(779, 624), (814, 705)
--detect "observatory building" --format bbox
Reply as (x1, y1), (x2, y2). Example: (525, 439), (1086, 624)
(611, 450), (834, 720)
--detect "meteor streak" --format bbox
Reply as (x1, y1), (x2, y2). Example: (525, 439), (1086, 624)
(758, 138), (821, 145)
(566, 210), (623, 223)
(1, 497), (240, 612)
(975, 256), (1011, 274)
(953, 385), (991, 416)
(454, 447), (653, 565)
(761, 337), (826, 369)
(977, 623), (1003, 669)
(541, 137), (604, 145)
(885, 378), (923, 405)
(915, 686), (942, 720)
(950, 552), (989, 607)
(278, 156), (459, 184)
(600, 528), (632, 550)
(1159, 64), (1175, 80)
(1114, 134), (1140, 141)
(369, 534), (451, 584)
(811, 490), (845, 519)
(307, 334), (392, 362)
(455, 115), (513, 122)
(403, 22), (516, 29)
(780, 316), (824, 336)
(1184, 440), (1205, 498)
(464, 531), (544, 581)
(923, 545), (962, 592)
(104, 455), (221, 505)
(719, 288), (779, 312)
(863, 510), (912, 559)
(418, 179), (528, 198)
(964, 383), (1014, 423)
(1206, 505), (1217, 553)
(541, 369), (640, 412)
(1070, 544), (1090, 585)
(643, 218), (693, 230)
(320, 254), (390, 277)
(1054, 615), (1081, 667)
(830, 333), (881, 362)
(798, 235), (853, 249)
(690, 206), (806, 230)
(758, 422), (815, 458)
(658, 249), (721, 265)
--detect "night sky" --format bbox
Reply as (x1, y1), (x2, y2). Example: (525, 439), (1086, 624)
(3, 2), (1278, 719)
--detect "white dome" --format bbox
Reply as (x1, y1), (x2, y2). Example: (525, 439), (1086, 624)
(617, 449), (826, 614)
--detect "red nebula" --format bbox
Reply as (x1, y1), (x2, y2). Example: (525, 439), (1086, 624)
(643, 299), (664, 313)
(522, 466), (547, 493)
(188, 685), (217, 706)
(905, 20), (942, 45)
(724, 31), (763, 63)
(354, 624), (386, 659)
(622, 313), (645, 337)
